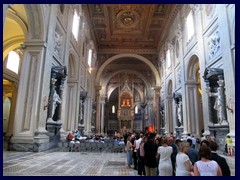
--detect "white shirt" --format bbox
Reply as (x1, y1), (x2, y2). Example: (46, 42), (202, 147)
(136, 137), (142, 149)
(196, 160), (218, 176)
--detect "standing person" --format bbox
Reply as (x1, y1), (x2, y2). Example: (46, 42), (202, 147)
(126, 136), (133, 168)
(186, 139), (198, 165)
(168, 137), (178, 176)
(209, 141), (230, 176)
(138, 136), (147, 176)
(191, 135), (196, 149)
(144, 133), (158, 176)
(194, 146), (222, 176)
(225, 135), (233, 156)
(157, 136), (173, 176)
(155, 137), (161, 176)
(132, 134), (139, 170)
(175, 142), (193, 176)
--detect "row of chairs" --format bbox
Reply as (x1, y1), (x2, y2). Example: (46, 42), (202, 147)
(62, 141), (125, 153)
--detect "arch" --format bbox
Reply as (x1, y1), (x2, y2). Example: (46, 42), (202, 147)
(167, 80), (173, 95)
(107, 85), (144, 103)
(96, 53), (161, 86)
(68, 53), (77, 79)
(24, 4), (45, 40)
(186, 54), (200, 81)
(101, 69), (152, 95)
(185, 54), (203, 135)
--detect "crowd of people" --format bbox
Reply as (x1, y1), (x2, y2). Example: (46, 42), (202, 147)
(123, 131), (232, 176)
(65, 129), (233, 176)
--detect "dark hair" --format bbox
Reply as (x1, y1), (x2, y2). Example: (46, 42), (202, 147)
(187, 138), (193, 145)
(200, 140), (209, 147)
(199, 145), (212, 159)
(175, 139), (182, 144)
(209, 141), (219, 151)
(161, 136), (168, 144)
(149, 133), (156, 140)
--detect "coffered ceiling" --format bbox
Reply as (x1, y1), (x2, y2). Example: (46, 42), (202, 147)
(84, 4), (181, 53)
(83, 4), (182, 98)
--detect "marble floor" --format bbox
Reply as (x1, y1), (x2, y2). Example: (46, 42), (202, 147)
(3, 148), (235, 176)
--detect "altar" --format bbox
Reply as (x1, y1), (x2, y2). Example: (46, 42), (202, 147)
(117, 80), (135, 132)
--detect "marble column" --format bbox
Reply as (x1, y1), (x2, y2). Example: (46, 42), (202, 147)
(153, 86), (161, 132)
(11, 40), (49, 151)
(85, 96), (92, 135)
(147, 96), (154, 127)
(95, 86), (102, 133)
(100, 96), (106, 134)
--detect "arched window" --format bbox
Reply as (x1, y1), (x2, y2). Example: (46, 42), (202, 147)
(112, 105), (115, 114)
(88, 49), (93, 73)
(88, 49), (92, 67)
(72, 10), (80, 41)
(6, 51), (20, 74)
(187, 10), (194, 40)
(134, 105), (138, 114)
(166, 49), (171, 68)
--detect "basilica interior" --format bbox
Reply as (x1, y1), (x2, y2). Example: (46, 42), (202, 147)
(3, 4), (235, 152)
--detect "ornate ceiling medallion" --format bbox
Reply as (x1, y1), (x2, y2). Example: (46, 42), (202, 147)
(117, 10), (140, 28)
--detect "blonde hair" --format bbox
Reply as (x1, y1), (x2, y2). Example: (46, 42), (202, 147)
(178, 141), (188, 152)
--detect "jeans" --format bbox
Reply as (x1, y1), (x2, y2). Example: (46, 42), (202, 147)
(126, 150), (132, 165)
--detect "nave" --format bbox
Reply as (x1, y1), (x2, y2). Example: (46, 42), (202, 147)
(3, 149), (235, 176)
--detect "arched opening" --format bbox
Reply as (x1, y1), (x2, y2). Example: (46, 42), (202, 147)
(3, 4), (27, 149)
(65, 53), (78, 132)
(186, 55), (204, 135)
(166, 80), (173, 134)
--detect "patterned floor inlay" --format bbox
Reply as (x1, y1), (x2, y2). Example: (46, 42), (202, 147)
(106, 161), (126, 166)
(3, 149), (235, 176)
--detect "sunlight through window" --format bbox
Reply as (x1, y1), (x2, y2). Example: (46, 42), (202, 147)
(187, 11), (194, 40)
(135, 106), (138, 114)
(166, 49), (171, 68)
(88, 49), (92, 67)
(6, 51), (20, 74)
(112, 105), (115, 114)
(72, 10), (80, 41)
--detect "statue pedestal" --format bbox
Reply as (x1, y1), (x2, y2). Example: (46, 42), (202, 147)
(45, 119), (62, 150)
(209, 124), (229, 153)
(175, 126), (184, 139)
(78, 125), (85, 136)
(159, 128), (165, 135)
(91, 126), (96, 134)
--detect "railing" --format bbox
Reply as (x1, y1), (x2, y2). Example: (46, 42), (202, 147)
(62, 140), (125, 153)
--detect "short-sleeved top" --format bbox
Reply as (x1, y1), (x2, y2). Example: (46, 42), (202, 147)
(225, 138), (233, 147)
(195, 160), (218, 176)
(176, 153), (191, 176)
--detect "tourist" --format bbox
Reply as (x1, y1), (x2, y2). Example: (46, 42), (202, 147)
(193, 146), (222, 176)
(225, 135), (233, 156)
(175, 141), (193, 176)
(209, 141), (230, 176)
(144, 133), (158, 176)
(126, 136), (133, 168)
(157, 136), (173, 176)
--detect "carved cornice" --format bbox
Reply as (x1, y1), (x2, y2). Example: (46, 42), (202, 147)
(97, 48), (158, 55)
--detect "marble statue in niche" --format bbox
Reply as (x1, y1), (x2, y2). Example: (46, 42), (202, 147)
(52, 89), (61, 118)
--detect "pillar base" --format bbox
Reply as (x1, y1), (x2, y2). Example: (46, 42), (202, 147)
(175, 126), (184, 139)
(209, 124), (229, 153)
